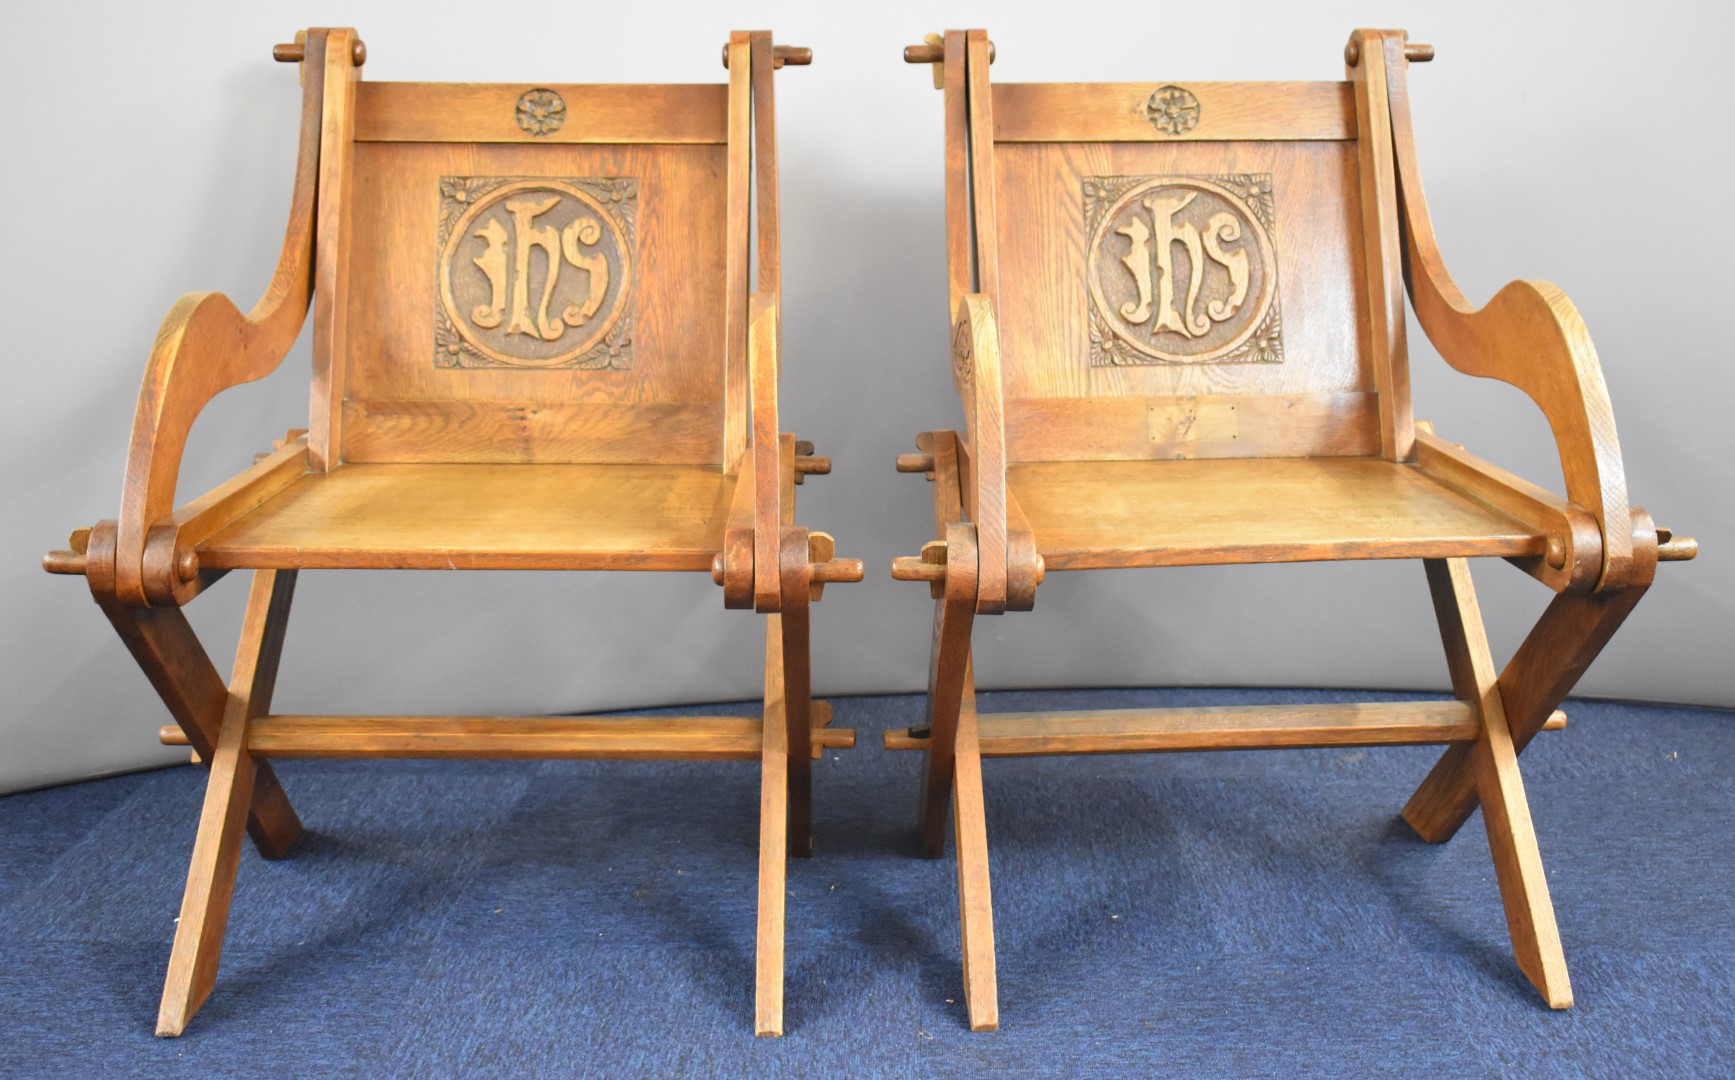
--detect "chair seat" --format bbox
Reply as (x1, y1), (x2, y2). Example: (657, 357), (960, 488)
(198, 463), (738, 572)
(1007, 457), (1543, 571)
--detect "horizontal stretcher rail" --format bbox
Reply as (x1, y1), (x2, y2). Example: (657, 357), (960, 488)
(161, 714), (854, 761)
(884, 702), (1566, 756)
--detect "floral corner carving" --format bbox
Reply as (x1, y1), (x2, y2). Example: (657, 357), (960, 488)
(516, 89), (567, 137)
(1144, 85), (1200, 136)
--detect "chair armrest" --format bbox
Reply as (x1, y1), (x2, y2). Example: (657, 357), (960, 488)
(1412, 425), (1602, 592)
(953, 294), (1010, 612)
(107, 29), (334, 606)
(1381, 36), (1637, 590)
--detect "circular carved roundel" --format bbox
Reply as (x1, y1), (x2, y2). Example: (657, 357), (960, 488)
(439, 180), (632, 369)
(1086, 176), (1277, 364)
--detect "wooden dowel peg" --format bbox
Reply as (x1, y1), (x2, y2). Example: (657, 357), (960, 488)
(904, 41), (994, 64)
(722, 44), (812, 68)
(811, 559), (865, 584)
(891, 556), (947, 583)
(794, 455), (831, 477)
(273, 39), (365, 65)
(1655, 528), (1698, 562)
(897, 453), (937, 474)
(1345, 39), (1433, 66)
(42, 550), (87, 575)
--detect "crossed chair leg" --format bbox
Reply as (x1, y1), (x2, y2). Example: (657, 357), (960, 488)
(66, 442), (853, 1038)
(894, 430), (1657, 1026)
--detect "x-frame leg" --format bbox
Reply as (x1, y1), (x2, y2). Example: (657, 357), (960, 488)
(1423, 558), (1572, 1007)
(1403, 569), (1654, 843)
(755, 609), (791, 1036)
(158, 568), (298, 1036)
(92, 589), (301, 859)
(911, 430), (1000, 1030)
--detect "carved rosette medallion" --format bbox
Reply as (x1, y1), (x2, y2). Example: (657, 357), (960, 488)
(1084, 174), (1284, 366)
(1144, 85), (1200, 135)
(515, 89), (566, 136)
(435, 177), (636, 370)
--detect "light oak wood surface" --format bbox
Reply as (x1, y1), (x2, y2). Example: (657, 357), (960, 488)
(197, 463), (738, 572)
(1008, 457), (1541, 570)
(890, 26), (1692, 1027)
(45, 28), (857, 1039)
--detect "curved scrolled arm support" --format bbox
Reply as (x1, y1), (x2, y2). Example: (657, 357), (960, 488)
(1380, 34), (1635, 590)
(953, 294), (1011, 612)
(107, 29), (333, 606)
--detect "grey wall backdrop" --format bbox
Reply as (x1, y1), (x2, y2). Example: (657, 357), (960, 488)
(3, 0), (1729, 794)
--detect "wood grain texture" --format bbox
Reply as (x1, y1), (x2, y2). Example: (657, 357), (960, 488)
(1425, 557), (1572, 1008)
(1347, 29), (1414, 461)
(751, 32), (782, 295)
(1413, 424), (1601, 592)
(87, 521), (301, 859)
(355, 83), (728, 144)
(966, 32), (1000, 304)
(1383, 35), (1633, 589)
(110, 30), (329, 604)
(1005, 392), (1380, 461)
(1007, 457), (1541, 570)
(919, 522), (980, 859)
(157, 569), (296, 1036)
(952, 694), (998, 1031)
(750, 299), (783, 610)
(339, 400), (719, 464)
(993, 139), (1373, 410)
(956, 296), (1007, 612)
(993, 82), (1356, 142)
(778, 527), (815, 858)
(755, 610), (790, 1036)
(59, 28), (849, 1042)
(943, 31), (971, 313)
(887, 700), (1477, 755)
(1404, 514), (1658, 842)
(723, 34), (752, 471)
(339, 139), (727, 465)
(197, 463), (736, 571)
(144, 436), (309, 605)
(309, 28), (360, 470)
(241, 714), (850, 760)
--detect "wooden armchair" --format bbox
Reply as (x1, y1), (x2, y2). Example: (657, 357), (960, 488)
(888, 29), (1697, 1030)
(42, 28), (860, 1038)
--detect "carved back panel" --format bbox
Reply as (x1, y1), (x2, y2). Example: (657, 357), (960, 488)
(323, 82), (735, 465)
(974, 75), (1401, 462)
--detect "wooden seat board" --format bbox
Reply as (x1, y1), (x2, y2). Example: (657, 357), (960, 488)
(1008, 457), (1542, 570)
(198, 463), (737, 571)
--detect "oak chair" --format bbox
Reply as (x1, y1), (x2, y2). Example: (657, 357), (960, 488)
(42, 28), (860, 1038)
(888, 28), (1697, 1030)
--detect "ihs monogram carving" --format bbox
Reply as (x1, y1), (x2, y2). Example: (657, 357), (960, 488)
(515, 89), (566, 136)
(435, 177), (636, 370)
(1085, 174), (1284, 366)
(1144, 86), (1200, 136)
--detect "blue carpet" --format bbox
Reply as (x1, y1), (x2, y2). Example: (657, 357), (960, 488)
(1, 688), (1730, 1077)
